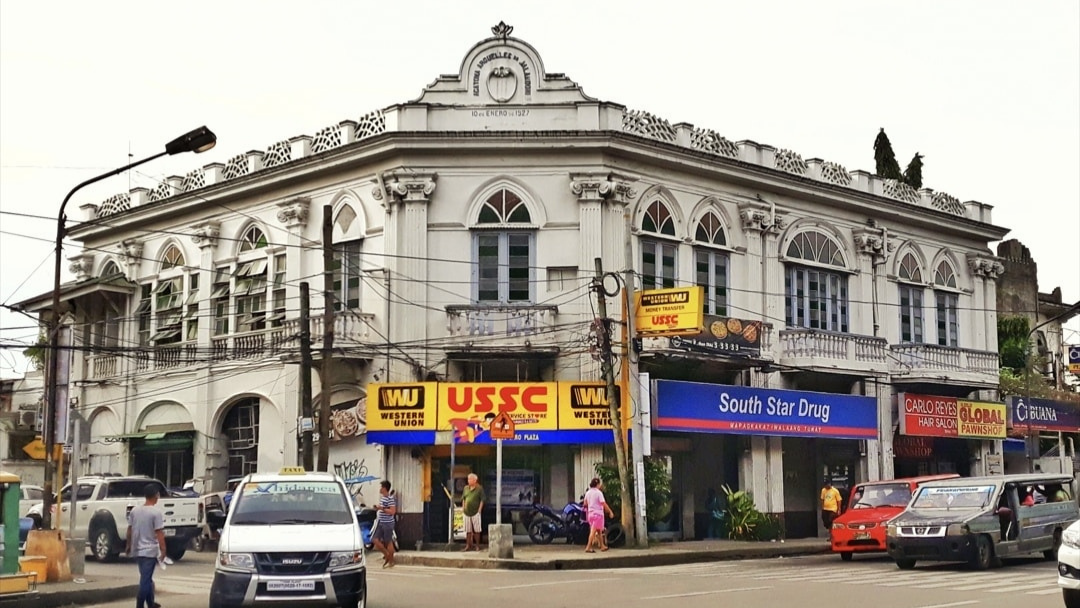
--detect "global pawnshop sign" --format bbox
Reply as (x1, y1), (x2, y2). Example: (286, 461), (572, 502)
(898, 393), (1007, 440)
(654, 380), (878, 440)
(1008, 397), (1080, 434)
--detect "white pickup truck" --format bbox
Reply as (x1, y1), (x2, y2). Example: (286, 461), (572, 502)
(31, 475), (200, 562)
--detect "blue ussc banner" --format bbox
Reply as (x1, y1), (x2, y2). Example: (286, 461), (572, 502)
(655, 380), (878, 440)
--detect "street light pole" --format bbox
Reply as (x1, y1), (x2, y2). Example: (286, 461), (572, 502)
(41, 126), (217, 530)
(1022, 300), (1080, 473)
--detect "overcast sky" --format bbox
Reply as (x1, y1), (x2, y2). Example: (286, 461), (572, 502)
(1, 0), (1077, 376)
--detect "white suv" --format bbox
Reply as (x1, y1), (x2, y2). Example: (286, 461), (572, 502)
(1059, 519), (1080, 608)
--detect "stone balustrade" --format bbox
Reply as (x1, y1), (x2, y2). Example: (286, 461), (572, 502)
(778, 328), (889, 372)
(445, 305), (559, 341)
(890, 343), (1000, 376)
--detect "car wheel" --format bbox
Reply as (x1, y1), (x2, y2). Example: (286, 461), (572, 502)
(92, 527), (118, 562)
(192, 535), (205, 552)
(1064, 588), (1080, 608)
(1044, 528), (1062, 561)
(895, 558), (916, 570)
(970, 535), (993, 570)
(839, 552), (853, 562)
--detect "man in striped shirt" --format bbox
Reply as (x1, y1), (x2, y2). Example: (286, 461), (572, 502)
(373, 480), (397, 568)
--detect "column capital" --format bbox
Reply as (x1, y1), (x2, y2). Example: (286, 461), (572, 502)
(966, 253), (1006, 279)
(374, 172), (437, 204)
(118, 239), (144, 271)
(276, 197), (310, 228)
(190, 221), (221, 250)
(852, 226), (896, 258)
(737, 200), (786, 234)
(569, 173), (637, 204)
(68, 253), (95, 281)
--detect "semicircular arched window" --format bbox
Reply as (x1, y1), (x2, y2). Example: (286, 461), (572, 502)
(239, 226), (268, 253)
(477, 189), (531, 225)
(473, 189), (534, 304)
(694, 211), (728, 315)
(160, 245), (185, 271)
(897, 253), (925, 343)
(933, 259), (959, 347)
(100, 260), (122, 278)
(784, 230), (848, 332)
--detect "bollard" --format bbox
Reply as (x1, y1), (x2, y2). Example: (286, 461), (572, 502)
(486, 523), (513, 559)
(67, 538), (86, 576)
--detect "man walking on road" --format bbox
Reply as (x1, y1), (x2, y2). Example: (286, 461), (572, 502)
(461, 473), (486, 551)
(373, 480), (397, 568)
(820, 479), (842, 535)
(126, 484), (166, 608)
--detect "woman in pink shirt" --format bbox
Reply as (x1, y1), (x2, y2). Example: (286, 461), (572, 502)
(583, 477), (614, 553)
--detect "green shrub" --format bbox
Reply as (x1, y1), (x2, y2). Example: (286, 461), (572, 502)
(721, 485), (783, 541)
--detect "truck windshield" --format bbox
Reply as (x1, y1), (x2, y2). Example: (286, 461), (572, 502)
(911, 485), (995, 510)
(230, 480), (353, 525)
(850, 483), (912, 509)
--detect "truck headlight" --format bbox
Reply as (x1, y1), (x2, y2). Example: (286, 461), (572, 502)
(886, 524), (897, 537)
(946, 524), (969, 536)
(1063, 527), (1080, 550)
(219, 552), (256, 571)
(328, 551), (364, 569)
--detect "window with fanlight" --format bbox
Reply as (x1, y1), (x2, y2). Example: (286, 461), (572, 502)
(933, 260), (960, 347)
(897, 253), (925, 343)
(473, 189), (534, 304)
(784, 230), (849, 332)
(639, 199), (678, 290)
(693, 211), (728, 316)
(148, 244), (195, 346)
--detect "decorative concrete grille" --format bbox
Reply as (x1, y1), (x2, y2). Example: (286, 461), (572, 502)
(689, 128), (739, 158)
(223, 154), (249, 180)
(262, 140), (292, 169)
(97, 193), (131, 217)
(149, 181), (173, 203)
(774, 148), (807, 175)
(181, 168), (206, 192)
(883, 179), (920, 204)
(622, 109), (677, 142)
(311, 125), (343, 154)
(355, 110), (386, 140)
(931, 191), (965, 216)
(820, 161), (852, 186)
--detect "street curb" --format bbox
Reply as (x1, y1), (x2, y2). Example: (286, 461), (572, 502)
(394, 544), (830, 570)
(2, 583), (140, 608)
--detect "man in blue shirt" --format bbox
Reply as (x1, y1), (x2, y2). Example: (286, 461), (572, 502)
(373, 480), (397, 568)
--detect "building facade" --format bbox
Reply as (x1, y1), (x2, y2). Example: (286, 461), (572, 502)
(17, 24), (1010, 543)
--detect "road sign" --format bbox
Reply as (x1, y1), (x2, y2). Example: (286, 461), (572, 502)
(1068, 345), (1080, 374)
(22, 437), (63, 460)
(489, 412), (515, 440)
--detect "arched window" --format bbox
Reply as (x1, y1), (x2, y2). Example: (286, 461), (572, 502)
(100, 260), (122, 278)
(333, 204), (363, 312)
(694, 212), (728, 316)
(784, 230), (848, 332)
(473, 189), (534, 303)
(897, 253), (925, 343)
(238, 226), (268, 253)
(639, 200), (678, 290)
(222, 398), (260, 477)
(933, 259), (959, 346)
(160, 245), (185, 271)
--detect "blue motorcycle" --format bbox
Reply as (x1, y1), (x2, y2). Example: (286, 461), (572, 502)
(527, 501), (625, 547)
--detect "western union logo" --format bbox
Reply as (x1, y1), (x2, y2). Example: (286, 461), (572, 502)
(378, 386), (425, 410)
(640, 290), (690, 307)
(569, 385), (616, 410)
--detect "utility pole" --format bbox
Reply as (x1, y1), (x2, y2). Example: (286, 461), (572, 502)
(299, 282), (315, 470)
(622, 204), (649, 548)
(317, 205), (336, 471)
(592, 257), (634, 543)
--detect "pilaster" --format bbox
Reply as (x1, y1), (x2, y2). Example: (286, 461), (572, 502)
(966, 254), (1004, 351)
(737, 201), (786, 327)
(852, 225), (896, 338)
(276, 197), (310, 321)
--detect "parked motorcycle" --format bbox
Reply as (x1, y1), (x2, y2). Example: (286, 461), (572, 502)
(527, 501), (625, 547)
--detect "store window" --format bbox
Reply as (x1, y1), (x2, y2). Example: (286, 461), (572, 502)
(784, 230), (849, 332)
(897, 253), (924, 343)
(640, 199), (678, 290)
(473, 189), (534, 304)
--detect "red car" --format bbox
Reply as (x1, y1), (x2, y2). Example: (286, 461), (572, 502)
(831, 474), (960, 561)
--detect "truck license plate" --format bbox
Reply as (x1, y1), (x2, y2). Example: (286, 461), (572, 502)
(854, 532), (871, 540)
(163, 529), (176, 537)
(267, 580), (316, 592)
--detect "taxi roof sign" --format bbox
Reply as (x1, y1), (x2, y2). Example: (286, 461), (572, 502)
(279, 466), (307, 475)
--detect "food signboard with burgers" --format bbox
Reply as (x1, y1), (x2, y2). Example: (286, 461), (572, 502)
(670, 315), (763, 357)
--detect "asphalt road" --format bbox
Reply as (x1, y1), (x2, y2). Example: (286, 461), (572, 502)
(83, 551), (1065, 608)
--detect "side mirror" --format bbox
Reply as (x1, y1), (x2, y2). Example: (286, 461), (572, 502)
(206, 509), (227, 528)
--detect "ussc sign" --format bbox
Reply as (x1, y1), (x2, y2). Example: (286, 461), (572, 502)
(365, 382), (618, 445)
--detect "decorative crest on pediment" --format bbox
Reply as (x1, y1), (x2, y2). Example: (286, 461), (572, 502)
(966, 253), (1006, 279)
(276, 198), (310, 228)
(190, 221), (221, 249)
(492, 21), (514, 39)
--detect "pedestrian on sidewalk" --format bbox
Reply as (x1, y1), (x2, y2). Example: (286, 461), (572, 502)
(373, 480), (397, 568)
(820, 479), (842, 534)
(583, 477), (614, 553)
(126, 483), (165, 608)
(706, 487), (727, 539)
(461, 473), (486, 552)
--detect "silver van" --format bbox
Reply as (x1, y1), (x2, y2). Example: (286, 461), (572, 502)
(886, 473), (1078, 570)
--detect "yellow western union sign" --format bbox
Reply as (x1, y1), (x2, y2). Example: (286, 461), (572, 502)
(634, 286), (704, 337)
(367, 383), (438, 431)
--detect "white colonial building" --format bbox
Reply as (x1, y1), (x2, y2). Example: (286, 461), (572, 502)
(17, 23), (1011, 543)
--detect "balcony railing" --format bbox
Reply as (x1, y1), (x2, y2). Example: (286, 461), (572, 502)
(446, 305), (559, 341)
(890, 343), (1000, 376)
(778, 328), (889, 370)
(212, 311), (374, 361)
(88, 354), (120, 379)
(154, 343), (199, 370)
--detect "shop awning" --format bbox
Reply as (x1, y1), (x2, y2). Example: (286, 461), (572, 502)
(12, 275), (137, 314)
(106, 422), (196, 442)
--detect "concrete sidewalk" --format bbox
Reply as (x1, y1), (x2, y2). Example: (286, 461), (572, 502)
(395, 537), (831, 570)
(0, 575), (138, 608)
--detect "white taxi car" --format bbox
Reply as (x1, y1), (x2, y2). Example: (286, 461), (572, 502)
(1059, 518), (1080, 608)
(209, 468), (367, 608)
